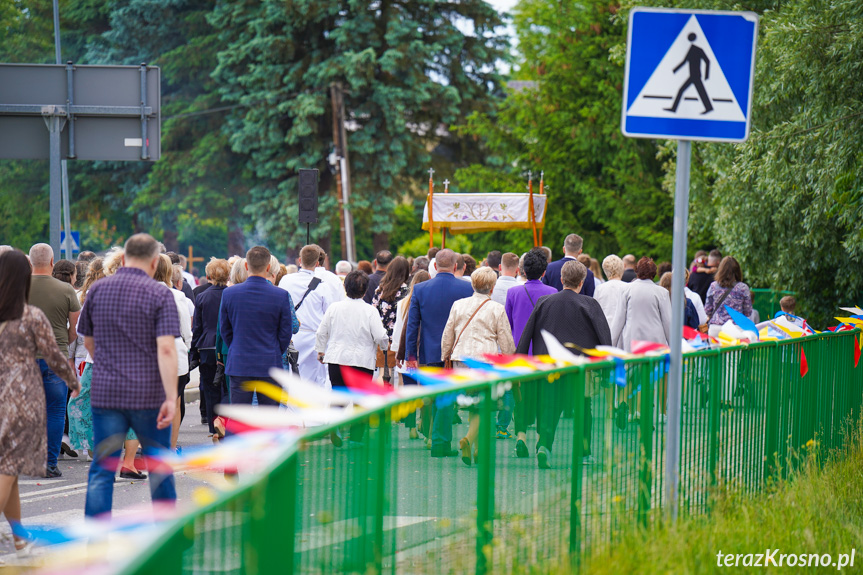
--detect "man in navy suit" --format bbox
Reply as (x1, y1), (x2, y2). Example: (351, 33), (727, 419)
(220, 246), (298, 405)
(405, 248), (473, 457)
(542, 233), (595, 297)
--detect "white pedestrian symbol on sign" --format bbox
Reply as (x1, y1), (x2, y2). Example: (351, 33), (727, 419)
(626, 15), (745, 123)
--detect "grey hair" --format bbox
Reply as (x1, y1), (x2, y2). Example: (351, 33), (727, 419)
(29, 243), (54, 268)
(561, 260), (587, 290)
(563, 234), (583, 255)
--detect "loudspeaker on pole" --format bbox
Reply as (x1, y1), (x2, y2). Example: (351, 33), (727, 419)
(298, 169), (319, 224)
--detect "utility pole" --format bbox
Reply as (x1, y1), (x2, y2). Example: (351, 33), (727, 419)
(329, 83), (355, 262)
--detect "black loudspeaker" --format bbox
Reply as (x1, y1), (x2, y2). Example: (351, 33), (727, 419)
(298, 169), (319, 224)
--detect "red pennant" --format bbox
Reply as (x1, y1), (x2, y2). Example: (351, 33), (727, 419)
(800, 348), (809, 378)
(340, 365), (392, 395)
(682, 325), (705, 340)
(855, 336), (861, 368)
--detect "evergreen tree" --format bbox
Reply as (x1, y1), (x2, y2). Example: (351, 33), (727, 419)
(209, 0), (509, 258)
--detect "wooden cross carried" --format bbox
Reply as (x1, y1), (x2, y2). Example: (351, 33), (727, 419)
(186, 245), (204, 272)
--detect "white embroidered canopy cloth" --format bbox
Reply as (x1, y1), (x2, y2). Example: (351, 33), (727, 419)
(421, 193), (547, 234)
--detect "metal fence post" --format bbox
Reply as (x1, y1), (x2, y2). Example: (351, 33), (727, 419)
(763, 342), (780, 482)
(373, 409), (389, 573)
(476, 384), (495, 575)
(638, 364), (654, 528)
(569, 368), (586, 570)
(707, 352), (721, 493)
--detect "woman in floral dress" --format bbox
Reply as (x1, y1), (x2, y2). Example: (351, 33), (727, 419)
(0, 250), (79, 551)
(67, 257), (104, 458)
(372, 256), (411, 340)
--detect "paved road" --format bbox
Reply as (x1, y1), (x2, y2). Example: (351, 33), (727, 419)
(0, 393), (214, 562)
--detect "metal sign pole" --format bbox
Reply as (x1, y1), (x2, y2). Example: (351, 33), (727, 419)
(46, 112), (62, 258)
(665, 139), (691, 521)
(53, 0), (74, 260)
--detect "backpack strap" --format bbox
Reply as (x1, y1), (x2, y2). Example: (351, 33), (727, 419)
(295, 277), (322, 311)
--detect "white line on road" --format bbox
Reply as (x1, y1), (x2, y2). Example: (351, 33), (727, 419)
(19, 482), (89, 502)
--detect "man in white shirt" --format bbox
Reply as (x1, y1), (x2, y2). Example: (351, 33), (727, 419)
(491, 252), (520, 306)
(335, 260), (352, 279)
(313, 248), (346, 300)
(178, 254), (197, 288)
(279, 245), (340, 387)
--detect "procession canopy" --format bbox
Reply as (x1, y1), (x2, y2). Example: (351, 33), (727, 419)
(421, 193), (547, 234)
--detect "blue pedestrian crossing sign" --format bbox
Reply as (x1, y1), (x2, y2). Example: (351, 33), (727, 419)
(622, 8), (759, 142)
(60, 231), (80, 254)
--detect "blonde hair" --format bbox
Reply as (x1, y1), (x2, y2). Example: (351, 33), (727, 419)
(471, 267), (497, 295)
(80, 257), (105, 303)
(103, 248), (124, 276)
(602, 255), (624, 280)
(205, 258), (231, 286)
(268, 255), (280, 280)
(172, 264), (184, 287)
(155, 254), (173, 287)
(230, 258), (248, 285)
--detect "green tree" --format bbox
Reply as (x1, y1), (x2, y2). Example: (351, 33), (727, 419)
(456, 0), (672, 262)
(209, 0), (509, 259)
(626, 0), (863, 324)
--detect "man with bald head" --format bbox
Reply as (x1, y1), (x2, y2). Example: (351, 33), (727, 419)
(28, 243), (82, 476)
(405, 248), (473, 457)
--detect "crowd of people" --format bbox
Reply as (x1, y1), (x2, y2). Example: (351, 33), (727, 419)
(0, 231), (768, 546)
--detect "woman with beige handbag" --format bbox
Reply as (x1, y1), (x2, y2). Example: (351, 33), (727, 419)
(440, 267), (515, 466)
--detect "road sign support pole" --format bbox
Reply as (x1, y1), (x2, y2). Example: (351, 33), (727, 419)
(666, 138), (691, 522)
(46, 113), (62, 259)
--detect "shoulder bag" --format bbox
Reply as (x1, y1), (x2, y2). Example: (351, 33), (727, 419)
(444, 299), (490, 370)
(698, 282), (738, 334)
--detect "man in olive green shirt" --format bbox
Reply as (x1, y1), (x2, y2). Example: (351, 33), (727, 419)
(28, 243), (81, 477)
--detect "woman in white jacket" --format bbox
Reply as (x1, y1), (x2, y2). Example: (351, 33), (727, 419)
(316, 270), (388, 448)
(155, 256), (193, 452)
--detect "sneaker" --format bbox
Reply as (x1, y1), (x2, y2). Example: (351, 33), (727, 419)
(515, 439), (529, 458)
(582, 455), (596, 465)
(409, 428), (419, 440)
(330, 430), (343, 448)
(45, 465), (62, 478)
(496, 429), (512, 439)
(537, 446), (551, 469)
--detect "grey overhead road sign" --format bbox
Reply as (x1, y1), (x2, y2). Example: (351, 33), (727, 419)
(0, 63), (160, 161)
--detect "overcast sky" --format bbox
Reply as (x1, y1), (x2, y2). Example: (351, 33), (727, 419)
(488, 0), (518, 13)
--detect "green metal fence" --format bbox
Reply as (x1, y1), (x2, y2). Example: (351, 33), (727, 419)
(121, 329), (862, 575)
(751, 288), (796, 322)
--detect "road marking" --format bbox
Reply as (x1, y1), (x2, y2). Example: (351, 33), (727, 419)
(18, 480), (66, 486)
(19, 482), (89, 501)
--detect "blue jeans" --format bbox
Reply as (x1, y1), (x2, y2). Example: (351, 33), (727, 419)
(85, 408), (176, 517)
(496, 389), (514, 432)
(38, 360), (67, 468)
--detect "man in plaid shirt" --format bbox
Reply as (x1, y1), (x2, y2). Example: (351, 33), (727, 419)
(78, 234), (180, 517)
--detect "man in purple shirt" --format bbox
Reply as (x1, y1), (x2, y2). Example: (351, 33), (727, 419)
(78, 234), (180, 517)
(505, 248), (557, 457)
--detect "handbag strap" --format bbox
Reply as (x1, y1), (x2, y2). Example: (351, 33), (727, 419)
(446, 298), (491, 360)
(523, 285), (536, 307)
(706, 283), (737, 323)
